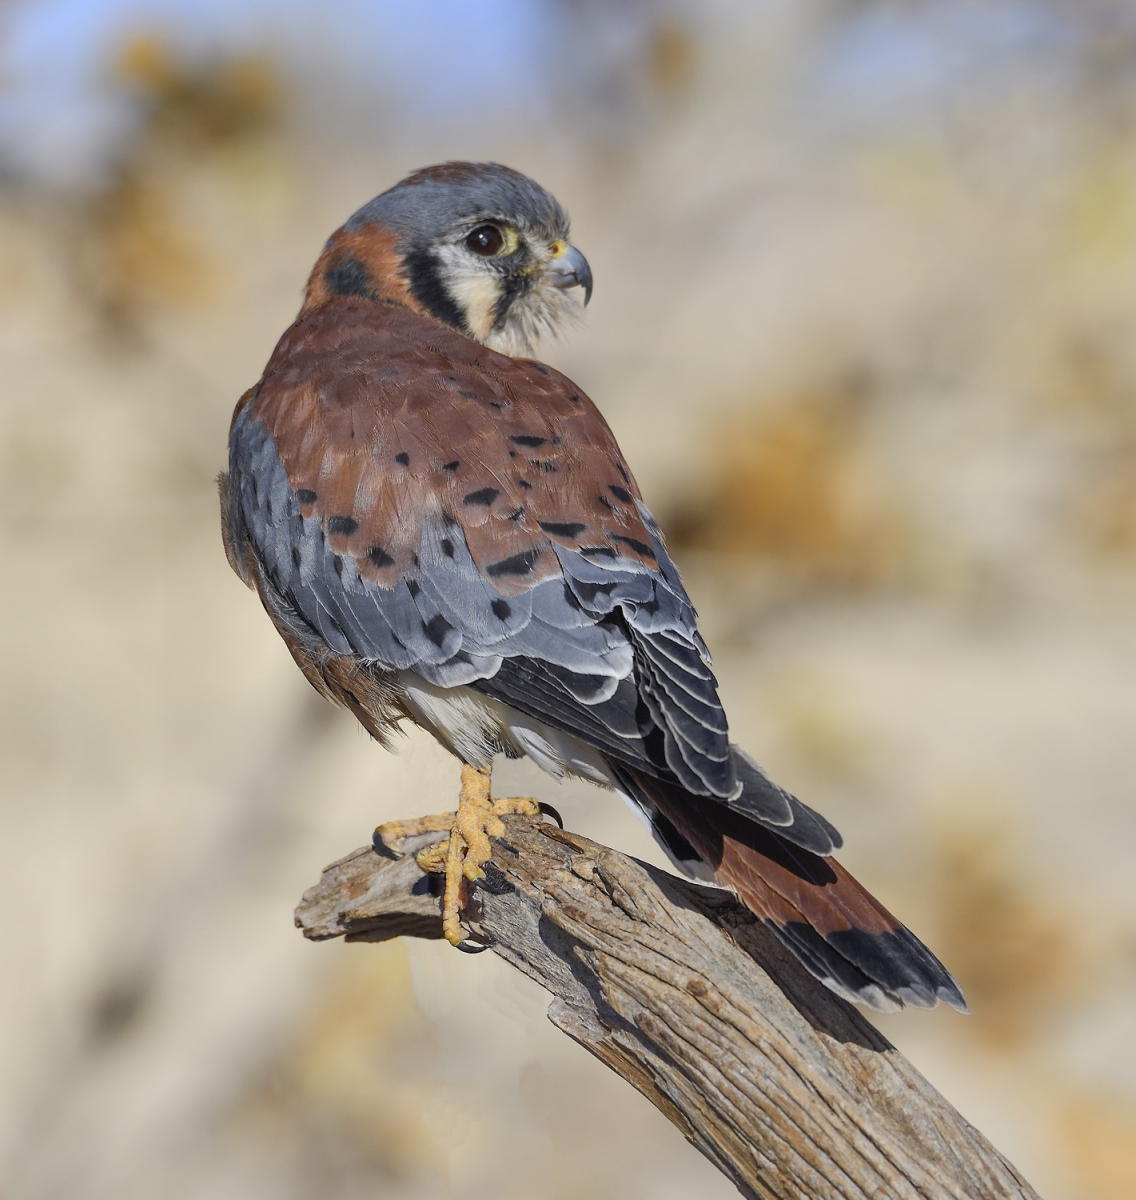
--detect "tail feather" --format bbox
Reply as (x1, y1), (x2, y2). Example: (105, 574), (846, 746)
(730, 748), (842, 855)
(617, 765), (966, 1014)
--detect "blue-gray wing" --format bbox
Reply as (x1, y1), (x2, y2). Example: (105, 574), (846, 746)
(227, 393), (739, 800)
(226, 300), (839, 846)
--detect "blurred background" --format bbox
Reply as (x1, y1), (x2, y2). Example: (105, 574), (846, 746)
(3, 2), (1135, 1197)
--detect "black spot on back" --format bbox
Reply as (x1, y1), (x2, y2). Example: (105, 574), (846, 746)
(579, 545), (617, 559)
(328, 515), (358, 536)
(422, 614), (454, 648)
(440, 537), (455, 558)
(609, 485), (633, 503)
(406, 579), (421, 597)
(296, 489), (318, 505)
(486, 548), (544, 578)
(464, 487), (500, 507)
(573, 578), (616, 605)
(539, 520), (586, 539)
(491, 599), (511, 621)
(395, 452), (410, 466)
(442, 460), (460, 472)
(325, 257), (377, 300)
(535, 460), (558, 473)
(367, 545), (395, 568)
(516, 478), (533, 490)
(509, 434), (549, 448)
(610, 533), (655, 559)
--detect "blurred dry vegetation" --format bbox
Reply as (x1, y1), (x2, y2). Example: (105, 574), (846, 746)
(2, 3), (1135, 1199)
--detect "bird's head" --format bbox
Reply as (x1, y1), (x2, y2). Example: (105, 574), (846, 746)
(303, 162), (592, 356)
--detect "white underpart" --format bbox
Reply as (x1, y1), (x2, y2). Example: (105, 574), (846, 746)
(397, 674), (722, 886)
(398, 676), (614, 785)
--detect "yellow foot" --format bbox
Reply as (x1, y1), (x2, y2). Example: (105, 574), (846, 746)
(372, 810), (456, 856)
(375, 764), (542, 947)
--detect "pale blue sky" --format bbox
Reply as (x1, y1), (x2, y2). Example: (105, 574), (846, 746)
(2, 0), (555, 181)
(0, 0), (1109, 185)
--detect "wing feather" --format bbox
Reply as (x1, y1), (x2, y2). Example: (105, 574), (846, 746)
(227, 301), (738, 800)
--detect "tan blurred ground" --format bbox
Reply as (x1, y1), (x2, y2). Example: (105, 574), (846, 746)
(3, 7), (1136, 1199)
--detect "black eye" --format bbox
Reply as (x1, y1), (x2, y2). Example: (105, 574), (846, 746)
(465, 224), (504, 256)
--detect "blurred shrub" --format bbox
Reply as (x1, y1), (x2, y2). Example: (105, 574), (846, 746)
(667, 368), (912, 590)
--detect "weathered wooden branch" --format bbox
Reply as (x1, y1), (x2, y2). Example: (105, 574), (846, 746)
(295, 818), (1042, 1200)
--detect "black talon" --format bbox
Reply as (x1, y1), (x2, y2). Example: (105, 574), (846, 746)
(372, 830), (401, 859)
(538, 802), (565, 829)
(478, 860), (514, 895)
(456, 937), (491, 954)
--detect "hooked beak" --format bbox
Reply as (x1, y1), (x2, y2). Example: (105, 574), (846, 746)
(544, 244), (593, 306)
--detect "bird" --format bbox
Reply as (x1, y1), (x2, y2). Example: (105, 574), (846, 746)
(220, 161), (965, 1014)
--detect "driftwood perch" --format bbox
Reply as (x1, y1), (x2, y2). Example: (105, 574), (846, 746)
(295, 818), (1042, 1200)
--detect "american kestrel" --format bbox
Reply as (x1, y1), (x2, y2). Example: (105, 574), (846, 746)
(221, 162), (965, 1013)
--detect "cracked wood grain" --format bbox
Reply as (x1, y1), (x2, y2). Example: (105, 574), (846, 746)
(295, 819), (1042, 1200)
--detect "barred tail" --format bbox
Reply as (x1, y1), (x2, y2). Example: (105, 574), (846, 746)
(616, 765), (966, 1014)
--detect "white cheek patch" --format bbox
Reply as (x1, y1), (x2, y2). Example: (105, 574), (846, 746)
(431, 243), (501, 341)
(432, 243), (584, 355)
(445, 271), (501, 342)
